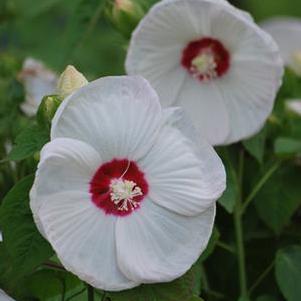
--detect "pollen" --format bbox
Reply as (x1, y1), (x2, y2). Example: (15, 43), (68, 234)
(110, 179), (143, 211)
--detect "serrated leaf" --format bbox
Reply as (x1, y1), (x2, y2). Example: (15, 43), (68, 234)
(254, 165), (301, 234)
(109, 268), (196, 301)
(8, 123), (49, 161)
(243, 127), (266, 163)
(274, 137), (301, 157)
(218, 157), (238, 213)
(275, 246), (301, 301)
(0, 175), (53, 277)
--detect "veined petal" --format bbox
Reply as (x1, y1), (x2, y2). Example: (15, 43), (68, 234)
(37, 191), (138, 290)
(116, 200), (215, 283)
(30, 138), (102, 221)
(139, 123), (225, 216)
(176, 78), (230, 145)
(51, 76), (162, 162)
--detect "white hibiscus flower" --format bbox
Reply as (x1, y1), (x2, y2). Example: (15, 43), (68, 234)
(261, 17), (301, 75)
(126, 0), (283, 145)
(0, 290), (14, 301)
(18, 58), (58, 117)
(30, 76), (226, 291)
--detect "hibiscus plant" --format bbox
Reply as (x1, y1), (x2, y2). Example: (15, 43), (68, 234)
(0, 1), (301, 301)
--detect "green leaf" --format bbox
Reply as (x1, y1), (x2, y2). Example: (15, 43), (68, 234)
(276, 246), (301, 301)
(243, 127), (266, 163)
(109, 268), (196, 301)
(8, 123), (49, 161)
(254, 164), (301, 234)
(274, 137), (301, 157)
(188, 297), (204, 301)
(24, 269), (85, 301)
(0, 175), (53, 277)
(218, 157), (238, 213)
(256, 295), (277, 301)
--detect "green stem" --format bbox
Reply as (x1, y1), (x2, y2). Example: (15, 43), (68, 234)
(87, 284), (94, 301)
(234, 149), (248, 299)
(248, 261), (275, 295)
(240, 161), (281, 214)
(216, 241), (236, 254)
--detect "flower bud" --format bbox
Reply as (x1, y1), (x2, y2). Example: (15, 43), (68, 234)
(291, 51), (301, 76)
(37, 95), (62, 129)
(105, 0), (145, 38)
(57, 65), (88, 99)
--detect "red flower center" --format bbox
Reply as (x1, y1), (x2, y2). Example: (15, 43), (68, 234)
(181, 37), (230, 82)
(89, 159), (148, 216)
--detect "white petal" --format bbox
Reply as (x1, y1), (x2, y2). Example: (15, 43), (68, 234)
(51, 76), (162, 162)
(261, 17), (301, 64)
(286, 99), (301, 116)
(19, 58), (57, 117)
(217, 57), (282, 143)
(139, 122), (225, 216)
(37, 191), (137, 291)
(126, 0), (283, 145)
(116, 200), (215, 283)
(0, 290), (15, 301)
(176, 78), (230, 145)
(30, 138), (101, 223)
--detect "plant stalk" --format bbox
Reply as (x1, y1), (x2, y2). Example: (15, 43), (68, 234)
(234, 149), (248, 299)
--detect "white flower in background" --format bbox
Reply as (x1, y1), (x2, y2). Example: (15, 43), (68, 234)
(286, 99), (301, 116)
(0, 290), (15, 301)
(30, 76), (226, 291)
(18, 58), (58, 117)
(0, 231), (2, 242)
(261, 17), (301, 75)
(126, 0), (283, 145)
(57, 65), (88, 99)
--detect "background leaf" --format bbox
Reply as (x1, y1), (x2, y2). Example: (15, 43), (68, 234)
(8, 123), (49, 161)
(218, 154), (238, 213)
(274, 137), (301, 157)
(254, 165), (301, 234)
(275, 246), (301, 301)
(243, 127), (267, 164)
(0, 175), (53, 278)
(109, 268), (196, 301)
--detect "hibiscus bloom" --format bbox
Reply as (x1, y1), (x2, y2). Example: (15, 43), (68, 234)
(30, 76), (225, 290)
(18, 58), (58, 116)
(261, 17), (301, 75)
(126, 0), (283, 145)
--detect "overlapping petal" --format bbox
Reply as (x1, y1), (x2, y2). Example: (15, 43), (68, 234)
(38, 191), (137, 291)
(140, 122), (225, 215)
(51, 76), (162, 162)
(31, 75), (225, 290)
(116, 200), (215, 283)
